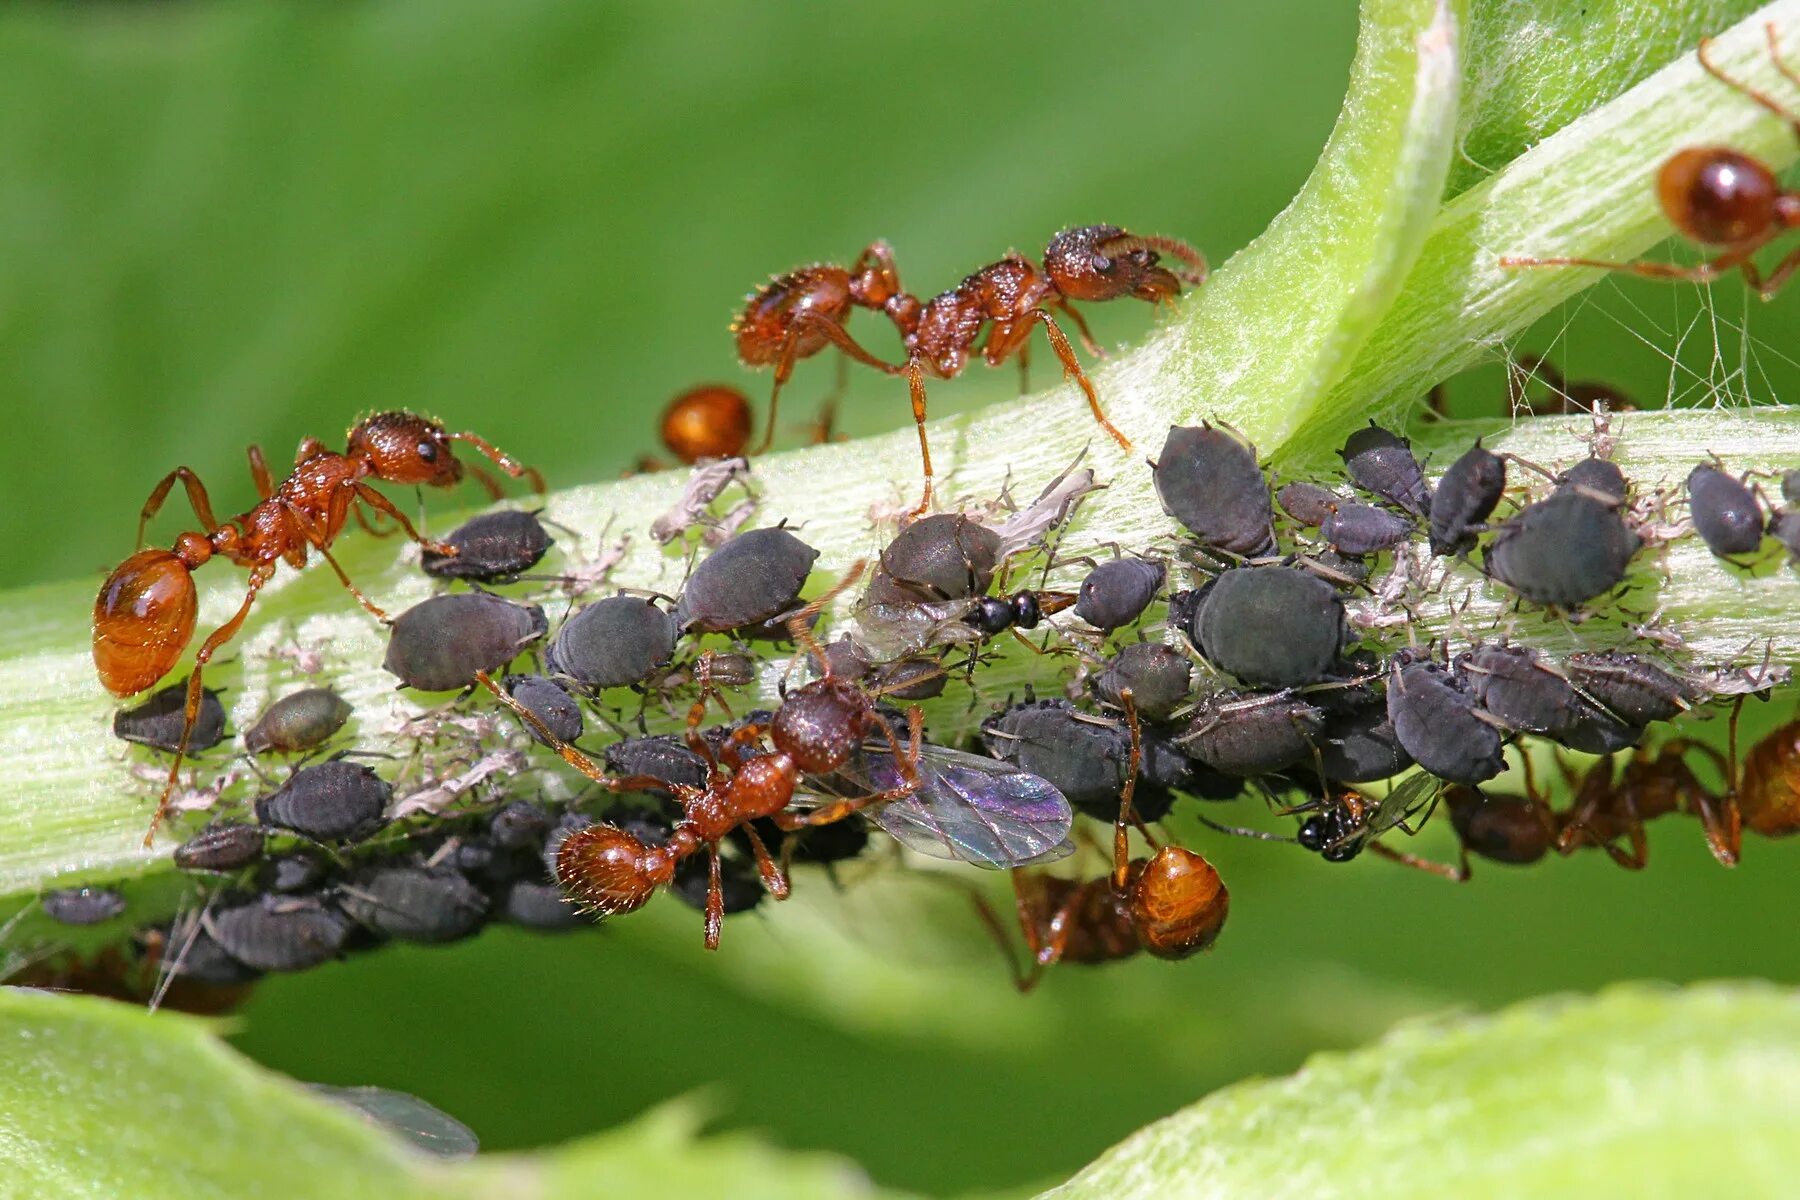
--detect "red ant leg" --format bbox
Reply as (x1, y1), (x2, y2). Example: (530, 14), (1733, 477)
(1742, 244), (1800, 301)
(778, 706), (925, 828)
(473, 670), (694, 800)
(903, 358), (937, 518)
(137, 468), (222, 550)
(447, 430), (545, 493)
(1499, 242), (1771, 292)
(1698, 31), (1800, 142)
(969, 886), (1042, 992)
(246, 446), (274, 499)
(754, 312), (900, 455)
(1052, 298), (1104, 359)
(1018, 309), (1131, 451)
(144, 564), (275, 846)
(350, 482), (455, 555)
(1113, 689), (1141, 892)
(280, 503), (389, 622)
(351, 504), (397, 539)
(703, 846), (724, 950)
(739, 822), (791, 901)
(465, 464), (507, 502)
(1366, 840), (1469, 881)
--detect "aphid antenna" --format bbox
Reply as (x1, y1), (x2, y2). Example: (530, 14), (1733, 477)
(148, 892), (219, 1016)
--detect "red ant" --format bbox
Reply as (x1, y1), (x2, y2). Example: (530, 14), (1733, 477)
(1502, 26), (1800, 298)
(733, 226), (1206, 515)
(1549, 738), (1739, 869)
(658, 384), (755, 466)
(93, 412), (541, 846)
(975, 692), (1229, 991)
(479, 563), (927, 949)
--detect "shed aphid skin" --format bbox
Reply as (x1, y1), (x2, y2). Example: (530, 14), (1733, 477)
(1502, 26), (1800, 299)
(545, 596), (677, 692)
(113, 679), (228, 754)
(1686, 462), (1766, 559)
(93, 411), (539, 845)
(420, 510), (554, 582)
(736, 225), (1206, 514)
(244, 688), (353, 756)
(1152, 423), (1275, 557)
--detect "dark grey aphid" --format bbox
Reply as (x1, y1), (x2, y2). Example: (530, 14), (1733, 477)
(1277, 482), (1337, 528)
(257, 851), (330, 895)
(112, 679), (226, 753)
(502, 674), (583, 745)
(1428, 443), (1505, 556)
(1152, 424), (1275, 556)
(1783, 469), (1800, 507)
(1074, 558), (1165, 632)
(420, 509), (553, 581)
(605, 735), (709, 793)
(42, 886), (126, 926)
(497, 879), (583, 931)
(1307, 548), (1372, 585)
(245, 688), (353, 755)
(1553, 701), (1644, 755)
(1319, 502), (1412, 556)
(173, 823), (266, 873)
(1339, 423), (1430, 515)
(1563, 651), (1688, 726)
(1386, 655), (1506, 786)
(1188, 565), (1349, 689)
(337, 866), (489, 944)
(1316, 695), (1413, 783)
(383, 593), (547, 692)
(205, 892), (350, 973)
(255, 759), (390, 844)
(1141, 731), (1245, 801)
(1177, 692), (1325, 777)
(1093, 642), (1192, 721)
(865, 514), (1002, 604)
(158, 918), (263, 986)
(818, 634), (875, 682)
(489, 801), (553, 852)
(673, 852), (765, 915)
(1770, 510), (1800, 561)
(1485, 490), (1641, 609)
(674, 526), (819, 633)
(546, 596), (676, 691)
(1558, 457), (1628, 503)
(872, 656), (948, 701)
(1456, 644), (1579, 736)
(980, 700), (1174, 822)
(1686, 463), (1764, 558)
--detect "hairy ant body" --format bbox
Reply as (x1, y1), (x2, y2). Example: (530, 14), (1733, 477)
(1502, 27), (1800, 298)
(480, 564), (926, 949)
(93, 412), (539, 844)
(735, 226), (1206, 513)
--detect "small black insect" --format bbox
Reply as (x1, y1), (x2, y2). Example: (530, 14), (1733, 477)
(383, 593), (548, 692)
(1074, 558), (1165, 632)
(1176, 691), (1326, 777)
(501, 674), (583, 746)
(604, 735), (710, 794)
(1339, 423), (1430, 515)
(336, 866), (490, 944)
(981, 700), (1174, 823)
(1319, 502), (1412, 556)
(420, 509), (554, 581)
(1558, 457), (1628, 503)
(1186, 565), (1350, 689)
(1153, 423), (1275, 556)
(963, 589), (1064, 636)
(173, 823), (266, 873)
(244, 688), (353, 756)
(674, 526), (820, 633)
(1386, 652), (1506, 786)
(205, 892), (350, 973)
(1484, 488), (1640, 610)
(545, 595), (678, 691)
(1562, 651), (1689, 727)
(864, 514), (1002, 605)
(1428, 442), (1506, 557)
(1455, 643), (1580, 736)
(1276, 481), (1337, 528)
(1093, 642), (1193, 721)
(257, 851), (331, 895)
(1686, 463), (1765, 558)
(254, 759), (391, 844)
(42, 886), (126, 926)
(113, 678), (227, 753)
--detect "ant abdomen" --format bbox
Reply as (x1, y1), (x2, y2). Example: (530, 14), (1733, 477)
(93, 549), (201, 697)
(554, 824), (675, 916)
(1129, 846), (1230, 960)
(1660, 147), (1781, 246)
(733, 266), (852, 366)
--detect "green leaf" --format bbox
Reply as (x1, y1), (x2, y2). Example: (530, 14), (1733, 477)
(1042, 983), (1800, 1199)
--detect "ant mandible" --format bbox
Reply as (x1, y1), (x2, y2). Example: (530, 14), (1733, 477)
(478, 562), (927, 950)
(733, 225), (1207, 515)
(974, 692), (1229, 991)
(1502, 25), (1800, 298)
(93, 412), (541, 846)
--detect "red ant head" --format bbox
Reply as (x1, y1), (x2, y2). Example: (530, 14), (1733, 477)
(92, 548), (202, 697)
(1658, 148), (1780, 247)
(1043, 225), (1208, 305)
(1128, 846), (1229, 961)
(771, 677), (871, 775)
(732, 266), (853, 367)
(345, 412), (465, 488)
(554, 824), (669, 916)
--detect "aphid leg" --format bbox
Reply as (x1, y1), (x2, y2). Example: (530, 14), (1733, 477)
(1698, 30), (1800, 142)
(1113, 690), (1142, 892)
(145, 565), (274, 846)
(350, 482), (458, 557)
(704, 847), (724, 951)
(246, 445), (275, 499)
(739, 822), (791, 901)
(755, 314), (900, 455)
(446, 430), (546, 493)
(1518, 753), (1562, 843)
(1365, 840), (1469, 881)
(136, 466), (222, 549)
(903, 358), (937, 518)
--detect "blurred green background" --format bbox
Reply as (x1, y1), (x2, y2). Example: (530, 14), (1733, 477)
(2, 2), (1798, 1196)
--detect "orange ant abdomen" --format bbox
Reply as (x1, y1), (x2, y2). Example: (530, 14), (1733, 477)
(93, 547), (204, 697)
(660, 385), (754, 464)
(734, 266), (856, 366)
(1128, 846), (1229, 960)
(556, 824), (682, 916)
(1739, 721), (1800, 837)
(1659, 147), (1783, 246)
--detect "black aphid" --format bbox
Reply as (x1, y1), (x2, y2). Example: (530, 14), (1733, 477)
(1552, 702), (1643, 755)
(1455, 644), (1579, 736)
(337, 866), (490, 944)
(496, 879), (583, 931)
(1187, 565), (1349, 689)
(981, 700), (1175, 822)
(546, 595), (677, 691)
(1276, 481), (1336, 528)
(1770, 510), (1800, 561)
(1093, 642), (1193, 721)
(158, 918), (264, 986)
(1316, 694), (1414, 783)
(244, 688), (353, 756)
(672, 852), (766, 916)
(420, 509), (553, 581)
(1428, 442), (1505, 556)
(1485, 490), (1640, 609)
(674, 526), (819, 633)
(205, 892), (350, 972)
(872, 656), (948, 701)
(1686, 463), (1765, 558)
(604, 735), (709, 793)
(1074, 558), (1165, 632)
(489, 801), (553, 852)
(1562, 651), (1689, 727)
(173, 823), (266, 873)
(1319, 502), (1412, 556)
(1558, 457), (1628, 503)
(42, 886), (126, 926)
(113, 679), (226, 753)
(818, 635), (875, 682)
(1339, 423), (1430, 515)
(1152, 424), (1275, 556)
(383, 593), (547, 692)
(1177, 692), (1325, 777)
(732, 814), (872, 866)
(257, 851), (331, 895)
(1386, 653), (1506, 785)
(865, 514), (1002, 604)
(254, 759), (390, 844)
(501, 674), (583, 745)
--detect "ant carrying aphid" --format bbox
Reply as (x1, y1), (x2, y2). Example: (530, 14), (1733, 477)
(734, 225), (1207, 514)
(1502, 26), (1800, 298)
(93, 412), (541, 845)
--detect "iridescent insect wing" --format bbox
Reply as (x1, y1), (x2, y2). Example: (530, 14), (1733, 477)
(857, 744), (1074, 868)
(852, 597), (981, 659)
(1367, 771), (1448, 835)
(306, 1085), (480, 1159)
